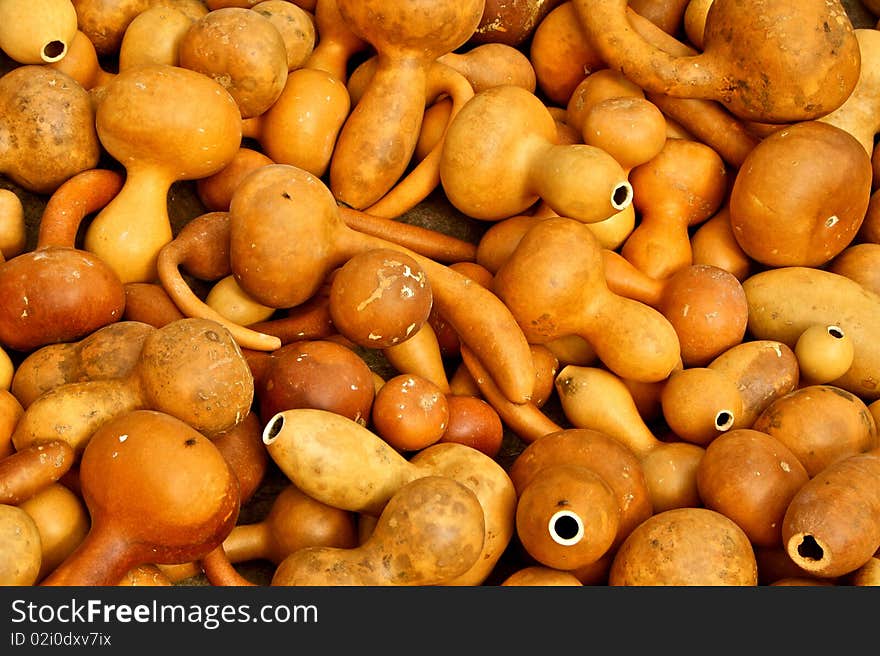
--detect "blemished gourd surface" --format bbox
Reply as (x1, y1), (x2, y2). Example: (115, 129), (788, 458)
(1, 0), (880, 590)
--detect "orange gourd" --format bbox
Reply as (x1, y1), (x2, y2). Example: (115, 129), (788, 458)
(628, 0), (690, 34)
(71, 0), (152, 56)
(49, 30), (115, 89)
(689, 205), (753, 281)
(696, 428), (809, 547)
(371, 373), (450, 453)
(493, 216), (680, 383)
(828, 243), (880, 298)
(251, 0), (316, 71)
(437, 42), (536, 94)
(659, 366), (742, 446)
(84, 64), (242, 284)
(178, 7), (288, 119)
(440, 85), (632, 223)
(609, 507), (758, 585)
(621, 138), (728, 280)
(751, 384), (878, 477)
(529, 1), (606, 107)
(782, 448), (880, 579)
(328, 0), (485, 209)
(574, 0), (860, 123)
(117, 4), (199, 72)
(41, 409), (240, 586)
(793, 324), (856, 385)
(729, 121), (872, 268)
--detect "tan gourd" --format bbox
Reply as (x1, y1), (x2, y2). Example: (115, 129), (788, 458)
(743, 267), (880, 401)
(84, 64), (242, 284)
(10, 320), (153, 412)
(262, 408), (517, 586)
(383, 322), (452, 394)
(205, 275), (276, 327)
(621, 138), (728, 280)
(751, 385), (878, 478)
(0, 503), (42, 585)
(0, 0), (78, 63)
(329, 0), (484, 209)
(272, 476), (485, 586)
(554, 364), (705, 512)
(440, 85), (632, 223)
(19, 483), (90, 582)
(41, 409), (241, 586)
(117, 4), (197, 71)
(0, 65), (100, 195)
(0, 188), (25, 264)
(819, 29), (880, 157)
(609, 507), (758, 585)
(683, 0), (713, 48)
(782, 448), (880, 579)
(12, 318), (254, 457)
(493, 216), (680, 383)
(438, 43), (536, 95)
(696, 428), (809, 547)
(0, 169), (126, 353)
(178, 7), (288, 119)
(729, 121), (872, 268)
(793, 324), (856, 385)
(574, 0), (860, 123)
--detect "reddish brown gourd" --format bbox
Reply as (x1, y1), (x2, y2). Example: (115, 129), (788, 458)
(751, 384), (878, 478)
(0, 168), (126, 354)
(371, 373), (450, 453)
(470, 0), (564, 47)
(696, 428), (809, 548)
(0, 65), (100, 195)
(255, 339), (375, 425)
(782, 448), (880, 579)
(573, 0), (860, 123)
(41, 409), (241, 586)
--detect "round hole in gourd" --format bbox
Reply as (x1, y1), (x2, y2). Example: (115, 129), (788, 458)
(611, 181), (633, 210)
(827, 325), (845, 339)
(824, 215), (839, 228)
(262, 413), (286, 444)
(42, 40), (67, 63)
(714, 410), (735, 432)
(548, 510), (585, 546)
(795, 534), (824, 562)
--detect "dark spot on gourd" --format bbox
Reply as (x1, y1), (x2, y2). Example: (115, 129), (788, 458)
(205, 330), (220, 342)
(823, 21), (830, 33)
(827, 386), (856, 402)
(281, 192), (291, 200)
(184, 438), (197, 446)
